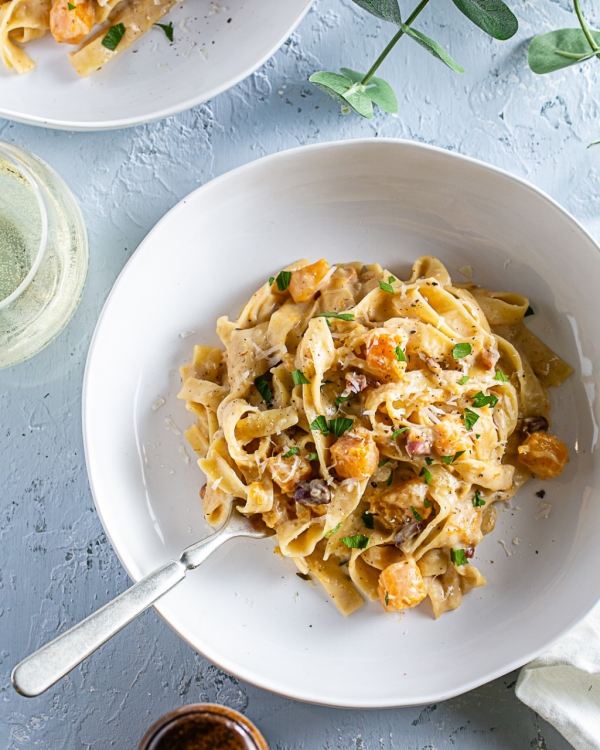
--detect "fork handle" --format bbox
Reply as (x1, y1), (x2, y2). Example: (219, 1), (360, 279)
(12, 559), (186, 698)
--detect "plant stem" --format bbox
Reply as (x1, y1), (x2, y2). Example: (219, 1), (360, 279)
(361, 0), (430, 85)
(573, 0), (600, 54)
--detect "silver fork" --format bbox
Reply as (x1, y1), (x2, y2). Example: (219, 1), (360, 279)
(11, 506), (274, 698)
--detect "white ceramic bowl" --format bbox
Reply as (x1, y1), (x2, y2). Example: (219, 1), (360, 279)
(0, 0), (312, 130)
(83, 139), (600, 707)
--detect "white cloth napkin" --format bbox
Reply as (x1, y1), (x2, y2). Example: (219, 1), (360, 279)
(516, 601), (600, 750)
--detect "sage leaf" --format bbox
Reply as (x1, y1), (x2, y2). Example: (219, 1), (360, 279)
(309, 72), (374, 119)
(451, 0), (517, 41)
(351, 0), (401, 26)
(528, 29), (600, 74)
(340, 68), (399, 113)
(402, 25), (465, 73)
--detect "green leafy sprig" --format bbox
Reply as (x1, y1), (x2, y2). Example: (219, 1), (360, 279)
(309, 0), (518, 119)
(528, 1), (599, 146)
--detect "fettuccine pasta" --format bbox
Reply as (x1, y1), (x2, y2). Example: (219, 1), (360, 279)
(0, 0), (179, 75)
(179, 257), (571, 618)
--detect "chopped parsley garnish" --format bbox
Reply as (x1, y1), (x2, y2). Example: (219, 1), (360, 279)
(283, 447), (300, 458)
(378, 458), (390, 467)
(154, 21), (174, 41)
(389, 275), (396, 283)
(392, 427), (409, 440)
(442, 450), (466, 464)
(341, 534), (369, 549)
(329, 417), (354, 437)
(424, 498), (433, 509)
(524, 305), (535, 317)
(424, 457), (433, 466)
(458, 375), (470, 385)
(361, 511), (374, 529)
(452, 343), (472, 359)
(309, 415), (329, 434)
(307, 452), (318, 461)
(67, 2), (75, 8)
(462, 408), (479, 431)
(310, 414), (354, 438)
(473, 490), (486, 507)
(451, 548), (469, 566)
(379, 280), (394, 294)
(324, 522), (341, 538)
(386, 469), (394, 486)
(102, 23), (126, 51)
(254, 374), (272, 403)
(419, 467), (432, 484)
(411, 505), (423, 521)
(275, 270), (292, 292)
(475, 433), (481, 439)
(334, 395), (352, 405)
(494, 370), (509, 382)
(292, 369), (310, 386)
(385, 591), (389, 606)
(395, 345), (407, 362)
(314, 312), (355, 321)
(268, 276), (275, 286)
(471, 391), (499, 409)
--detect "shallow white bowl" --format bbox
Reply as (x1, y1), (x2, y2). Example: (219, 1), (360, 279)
(0, 0), (312, 130)
(83, 139), (600, 707)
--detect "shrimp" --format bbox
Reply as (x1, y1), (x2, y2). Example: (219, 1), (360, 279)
(50, 0), (95, 45)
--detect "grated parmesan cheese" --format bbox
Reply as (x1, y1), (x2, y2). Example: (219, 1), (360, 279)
(534, 502), (552, 520)
(179, 445), (191, 464)
(458, 265), (474, 279)
(498, 539), (512, 557)
(211, 477), (222, 491)
(152, 398), (165, 411)
(179, 330), (196, 339)
(165, 417), (181, 436)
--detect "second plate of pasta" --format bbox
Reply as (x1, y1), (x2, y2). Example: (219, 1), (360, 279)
(83, 139), (600, 707)
(0, 0), (312, 129)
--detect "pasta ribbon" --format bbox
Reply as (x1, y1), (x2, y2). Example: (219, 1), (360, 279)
(180, 256), (571, 618)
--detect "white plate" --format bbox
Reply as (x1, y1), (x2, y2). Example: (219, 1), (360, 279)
(83, 139), (600, 707)
(0, 0), (312, 130)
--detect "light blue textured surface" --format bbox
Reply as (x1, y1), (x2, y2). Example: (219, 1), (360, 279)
(1, 0), (598, 747)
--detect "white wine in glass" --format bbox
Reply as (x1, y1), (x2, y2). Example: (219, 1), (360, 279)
(0, 142), (88, 369)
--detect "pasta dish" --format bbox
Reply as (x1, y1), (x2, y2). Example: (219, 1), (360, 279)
(178, 256), (571, 618)
(0, 0), (178, 76)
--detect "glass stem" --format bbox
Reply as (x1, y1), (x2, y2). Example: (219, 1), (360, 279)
(361, 0), (430, 85)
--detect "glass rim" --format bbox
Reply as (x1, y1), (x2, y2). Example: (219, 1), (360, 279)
(0, 141), (49, 310)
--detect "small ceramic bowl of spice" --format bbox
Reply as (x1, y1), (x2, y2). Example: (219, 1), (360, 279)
(137, 703), (269, 750)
